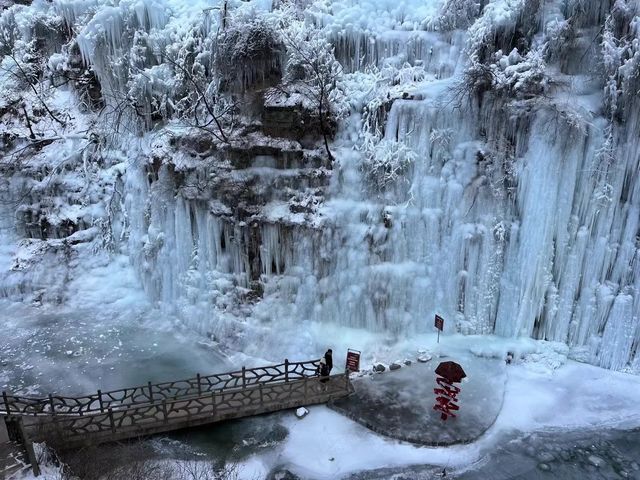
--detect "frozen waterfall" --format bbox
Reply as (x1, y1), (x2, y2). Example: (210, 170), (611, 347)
(0, 0), (638, 372)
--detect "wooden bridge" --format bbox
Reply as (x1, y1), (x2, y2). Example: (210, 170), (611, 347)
(1, 358), (353, 477)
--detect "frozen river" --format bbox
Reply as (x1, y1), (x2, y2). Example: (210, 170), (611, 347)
(2, 301), (640, 480)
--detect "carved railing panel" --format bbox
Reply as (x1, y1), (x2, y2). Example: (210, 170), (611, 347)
(1, 359), (323, 416)
(3, 396), (49, 415)
(152, 379), (199, 399)
(101, 386), (149, 407)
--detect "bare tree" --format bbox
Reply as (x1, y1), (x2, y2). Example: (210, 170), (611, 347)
(0, 50), (67, 127)
(279, 19), (344, 161)
(163, 55), (233, 143)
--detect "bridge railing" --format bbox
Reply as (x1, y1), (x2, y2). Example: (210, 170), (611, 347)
(29, 373), (351, 446)
(1, 359), (321, 416)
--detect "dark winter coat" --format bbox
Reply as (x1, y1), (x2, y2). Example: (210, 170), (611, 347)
(324, 350), (333, 373)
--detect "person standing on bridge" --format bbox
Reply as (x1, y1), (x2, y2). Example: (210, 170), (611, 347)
(324, 349), (333, 375)
(318, 349), (333, 380)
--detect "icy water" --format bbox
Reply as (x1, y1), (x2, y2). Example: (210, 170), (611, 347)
(347, 429), (640, 479)
(165, 424), (640, 479)
(457, 428), (640, 480)
(0, 300), (229, 396)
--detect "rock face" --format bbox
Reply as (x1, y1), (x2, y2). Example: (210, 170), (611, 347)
(266, 469), (302, 480)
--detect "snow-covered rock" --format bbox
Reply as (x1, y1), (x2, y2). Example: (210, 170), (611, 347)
(373, 364), (386, 373)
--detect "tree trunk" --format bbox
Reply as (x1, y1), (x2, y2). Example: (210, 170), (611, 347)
(318, 89), (334, 162)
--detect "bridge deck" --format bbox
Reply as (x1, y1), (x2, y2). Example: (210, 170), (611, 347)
(25, 374), (351, 450)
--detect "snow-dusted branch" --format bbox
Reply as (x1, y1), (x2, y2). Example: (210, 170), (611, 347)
(163, 55), (230, 143)
(4, 52), (67, 126)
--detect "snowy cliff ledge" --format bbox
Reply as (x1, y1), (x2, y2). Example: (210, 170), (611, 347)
(0, 0), (638, 372)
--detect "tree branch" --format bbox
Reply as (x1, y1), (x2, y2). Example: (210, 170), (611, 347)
(7, 53), (67, 127)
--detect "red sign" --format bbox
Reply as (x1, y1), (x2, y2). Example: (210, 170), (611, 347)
(433, 375), (461, 421)
(435, 314), (444, 331)
(346, 349), (361, 372)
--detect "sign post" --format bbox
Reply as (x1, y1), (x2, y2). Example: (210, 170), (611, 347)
(433, 375), (461, 420)
(433, 361), (466, 421)
(434, 314), (444, 343)
(346, 349), (361, 373)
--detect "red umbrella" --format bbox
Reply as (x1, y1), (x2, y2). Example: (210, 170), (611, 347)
(435, 361), (466, 383)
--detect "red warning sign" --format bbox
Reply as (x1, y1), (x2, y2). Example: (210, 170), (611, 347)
(346, 349), (361, 372)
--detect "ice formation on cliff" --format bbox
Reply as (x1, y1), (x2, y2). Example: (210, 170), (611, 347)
(0, 0), (638, 371)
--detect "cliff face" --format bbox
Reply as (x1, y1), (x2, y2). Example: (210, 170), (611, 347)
(0, 0), (638, 372)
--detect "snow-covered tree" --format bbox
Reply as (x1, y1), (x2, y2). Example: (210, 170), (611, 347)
(360, 133), (417, 190)
(434, 0), (481, 31)
(601, 0), (640, 121)
(276, 9), (345, 161)
(462, 0), (546, 99)
(216, 15), (283, 93)
(490, 47), (547, 97)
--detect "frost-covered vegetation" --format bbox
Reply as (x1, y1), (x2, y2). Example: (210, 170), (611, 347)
(0, 0), (639, 373)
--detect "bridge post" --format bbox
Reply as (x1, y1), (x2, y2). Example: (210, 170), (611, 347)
(259, 383), (263, 405)
(285, 359), (289, 382)
(303, 377), (308, 402)
(242, 367), (246, 388)
(162, 400), (168, 424)
(0, 415), (9, 443)
(108, 408), (116, 434)
(97, 390), (104, 412)
(16, 418), (40, 476)
(2, 391), (10, 414)
(148, 382), (154, 402)
(196, 374), (202, 395)
(48, 394), (56, 416)
(211, 392), (217, 417)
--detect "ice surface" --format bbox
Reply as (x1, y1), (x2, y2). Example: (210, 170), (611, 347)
(269, 356), (640, 479)
(331, 356), (505, 445)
